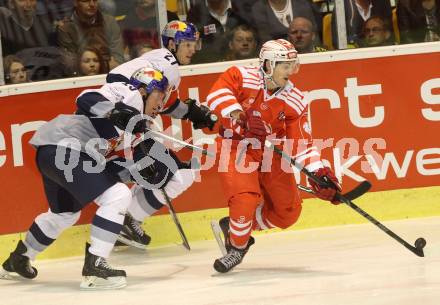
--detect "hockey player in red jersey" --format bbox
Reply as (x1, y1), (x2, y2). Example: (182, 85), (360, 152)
(207, 39), (342, 273)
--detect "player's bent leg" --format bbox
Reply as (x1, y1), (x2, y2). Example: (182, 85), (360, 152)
(81, 183), (131, 290)
(228, 192), (260, 248)
(119, 168), (195, 248)
(162, 168), (195, 199)
(254, 202), (302, 230)
(1, 210), (80, 280)
(119, 185), (160, 248)
(213, 192), (260, 273)
(274, 204), (302, 229)
(257, 167), (303, 230)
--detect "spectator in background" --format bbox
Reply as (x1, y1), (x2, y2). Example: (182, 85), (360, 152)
(187, 0), (246, 63)
(224, 24), (258, 61)
(360, 15), (394, 47)
(96, 0), (132, 17)
(332, 0), (392, 48)
(36, 0), (74, 24)
(251, 0), (320, 44)
(0, 0), (56, 56)
(231, 0), (254, 24)
(119, 0), (178, 59)
(3, 55), (29, 84)
(57, 0), (125, 69)
(132, 42), (154, 58)
(76, 44), (109, 76)
(288, 16), (326, 53)
(397, 0), (440, 43)
(15, 46), (72, 81)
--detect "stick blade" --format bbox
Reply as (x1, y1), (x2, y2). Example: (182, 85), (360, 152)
(342, 181), (372, 201)
(413, 237), (426, 257)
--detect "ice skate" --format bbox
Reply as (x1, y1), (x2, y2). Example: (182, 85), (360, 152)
(1, 240), (37, 280)
(116, 213), (151, 249)
(212, 217), (255, 273)
(80, 243), (126, 290)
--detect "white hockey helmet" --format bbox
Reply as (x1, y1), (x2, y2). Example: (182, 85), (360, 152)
(259, 39), (300, 76)
(129, 67), (171, 107)
(161, 20), (201, 50)
(130, 67), (169, 93)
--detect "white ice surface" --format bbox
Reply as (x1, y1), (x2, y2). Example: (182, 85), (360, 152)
(1, 217), (439, 305)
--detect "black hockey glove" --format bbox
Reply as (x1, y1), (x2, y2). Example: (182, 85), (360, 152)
(183, 99), (217, 130)
(133, 138), (179, 188)
(108, 102), (147, 134)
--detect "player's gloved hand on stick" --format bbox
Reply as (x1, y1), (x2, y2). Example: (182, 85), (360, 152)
(108, 102), (147, 134)
(183, 98), (217, 130)
(239, 109), (269, 145)
(133, 138), (183, 188)
(308, 166), (342, 204)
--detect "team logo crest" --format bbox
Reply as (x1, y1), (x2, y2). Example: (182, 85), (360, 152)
(168, 20), (187, 31)
(243, 97), (255, 108)
(143, 70), (163, 81)
(278, 111), (285, 121)
(260, 103), (269, 111)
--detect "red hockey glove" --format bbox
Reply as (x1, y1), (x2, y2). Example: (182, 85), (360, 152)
(308, 167), (342, 204)
(239, 110), (269, 145)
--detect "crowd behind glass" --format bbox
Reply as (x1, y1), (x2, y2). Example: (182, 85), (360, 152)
(1, 0), (439, 85)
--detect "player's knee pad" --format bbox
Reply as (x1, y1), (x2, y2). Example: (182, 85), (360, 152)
(277, 205), (302, 229)
(35, 209), (81, 232)
(94, 182), (132, 214)
(163, 168), (195, 199)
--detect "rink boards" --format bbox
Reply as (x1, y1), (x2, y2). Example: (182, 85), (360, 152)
(0, 43), (439, 260)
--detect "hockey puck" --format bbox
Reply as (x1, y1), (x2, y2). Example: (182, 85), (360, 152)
(414, 237), (426, 249)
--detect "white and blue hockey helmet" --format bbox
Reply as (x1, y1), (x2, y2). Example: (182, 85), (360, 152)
(129, 67), (169, 94)
(161, 20), (201, 50)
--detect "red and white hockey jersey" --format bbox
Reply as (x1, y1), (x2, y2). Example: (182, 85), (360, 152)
(207, 65), (323, 172)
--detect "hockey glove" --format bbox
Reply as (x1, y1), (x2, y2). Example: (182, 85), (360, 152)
(108, 102), (147, 134)
(133, 138), (180, 188)
(183, 99), (217, 130)
(239, 109), (269, 145)
(308, 167), (342, 204)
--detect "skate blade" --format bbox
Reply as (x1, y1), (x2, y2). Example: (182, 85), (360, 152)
(0, 268), (14, 280)
(80, 276), (127, 290)
(116, 235), (147, 250)
(112, 240), (129, 252)
(210, 220), (227, 256)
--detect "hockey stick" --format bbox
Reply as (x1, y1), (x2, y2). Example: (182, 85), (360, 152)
(162, 189), (191, 251)
(269, 143), (427, 257)
(297, 181), (372, 201)
(145, 129), (214, 157)
(210, 221), (227, 256)
(136, 139), (191, 251)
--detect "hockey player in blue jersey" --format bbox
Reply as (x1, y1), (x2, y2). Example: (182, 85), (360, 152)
(105, 20), (218, 249)
(0, 67), (171, 290)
